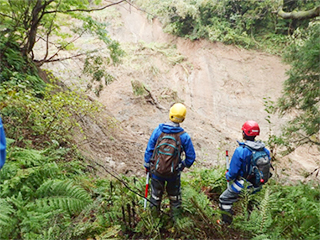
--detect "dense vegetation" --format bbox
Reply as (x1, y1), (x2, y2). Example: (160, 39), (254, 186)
(277, 23), (320, 152)
(134, 0), (316, 52)
(1, 141), (319, 239)
(0, 0), (319, 239)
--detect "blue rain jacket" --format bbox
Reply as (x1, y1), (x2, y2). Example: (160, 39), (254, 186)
(0, 117), (6, 170)
(144, 123), (196, 179)
(226, 140), (270, 181)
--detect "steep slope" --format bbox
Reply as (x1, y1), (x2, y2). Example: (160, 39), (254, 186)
(40, 2), (319, 182)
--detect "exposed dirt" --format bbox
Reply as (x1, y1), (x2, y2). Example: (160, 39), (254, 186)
(39, 2), (319, 183)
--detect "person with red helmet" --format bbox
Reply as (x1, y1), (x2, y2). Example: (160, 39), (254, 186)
(218, 120), (271, 225)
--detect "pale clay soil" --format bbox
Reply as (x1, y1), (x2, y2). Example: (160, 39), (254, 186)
(37, 2), (319, 184)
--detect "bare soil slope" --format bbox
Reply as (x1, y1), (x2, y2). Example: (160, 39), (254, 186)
(41, 3), (319, 182)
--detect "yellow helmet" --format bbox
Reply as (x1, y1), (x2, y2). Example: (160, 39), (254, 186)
(169, 103), (187, 123)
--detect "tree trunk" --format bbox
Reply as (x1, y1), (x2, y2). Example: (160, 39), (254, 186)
(23, 0), (44, 58)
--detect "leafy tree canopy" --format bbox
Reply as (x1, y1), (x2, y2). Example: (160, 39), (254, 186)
(133, 0), (318, 50)
(276, 22), (320, 151)
(0, 0), (125, 67)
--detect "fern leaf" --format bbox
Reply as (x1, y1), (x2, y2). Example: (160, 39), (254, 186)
(35, 179), (92, 214)
(0, 198), (16, 226)
(259, 187), (270, 232)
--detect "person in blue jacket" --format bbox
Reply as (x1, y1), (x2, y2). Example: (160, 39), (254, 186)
(144, 103), (196, 216)
(219, 120), (271, 224)
(0, 116), (6, 171)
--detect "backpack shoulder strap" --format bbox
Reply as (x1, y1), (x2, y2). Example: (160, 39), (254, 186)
(157, 132), (166, 141)
(242, 144), (255, 178)
(154, 132), (165, 147)
(243, 144), (254, 152)
(176, 131), (185, 137)
(175, 131), (185, 146)
(151, 132), (165, 159)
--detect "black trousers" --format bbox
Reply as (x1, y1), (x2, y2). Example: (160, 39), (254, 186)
(149, 174), (181, 211)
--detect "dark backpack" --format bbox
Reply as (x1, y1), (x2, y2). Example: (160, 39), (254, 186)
(244, 145), (271, 186)
(151, 131), (185, 177)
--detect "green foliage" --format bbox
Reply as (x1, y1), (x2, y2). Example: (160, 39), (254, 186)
(0, 143), (319, 240)
(179, 184), (223, 239)
(0, 78), (101, 148)
(184, 167), (226, 200)
(0, 0), (124, 67)
(276, 22), (320, 151)
(143, 42), (185, 65)
(263, 96), (286, 160)
(0, 143), (92, 239)
(235, 187), (273, 238)
(0, 35), (45, 92)
(134, 0), (318, 52)
(79, 14), (125, 63)
(234, 183), (320, 240)
(131, 80), (147, 96)
(83, 55), (116, 96)
(270, 183), (320, 240)
(0, 28), (104, 149)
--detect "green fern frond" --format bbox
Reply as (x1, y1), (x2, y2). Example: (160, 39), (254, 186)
(135, 211), (162, 238)
(175, 216), (194, 230)
(0, 194), (26, 239)
(68, 198), (104, 238)
(0, 198), (16, 226)
(34, 179), (92, 214)
(181, 184), (223, 239)
(20, 210), (59, 232)
(259, 188), (270, 232)
(1, 162), (61, 198)
(0, 147), (54, 186)
(235, 187), (273, 235)
(10, 148), (45, 166)
(182, 186), (213, 214)
(95, 225), (121, 239)
(6, 192), (26, 210)
(251, 234), (272, 240)
(19, 208), (71, 240)
(36, 196), (88, 215)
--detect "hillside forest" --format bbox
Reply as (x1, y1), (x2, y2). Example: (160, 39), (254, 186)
(0, 0), (319, 239)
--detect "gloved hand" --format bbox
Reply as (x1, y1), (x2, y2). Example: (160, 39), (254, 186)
(145, 167), (150, 173)
(179, 161), (187, 171)
(179, 164), (185, 171)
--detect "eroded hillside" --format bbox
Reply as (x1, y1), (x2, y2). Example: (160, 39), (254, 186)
(38, 2), (319, 182)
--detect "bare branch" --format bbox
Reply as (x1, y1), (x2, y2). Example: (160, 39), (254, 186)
(36, 26), (86, 65)
(292, 134), (320, 146)
(0, 12), (14, 19)
(34, 53), (87, 66)
(276, 5), (320, 20)
(42, 0), (61, 61)
(124, 0), (156, 18)
(44, 0), (127, 14)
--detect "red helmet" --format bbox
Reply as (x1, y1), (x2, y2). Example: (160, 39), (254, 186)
(242, 120), (260, 136)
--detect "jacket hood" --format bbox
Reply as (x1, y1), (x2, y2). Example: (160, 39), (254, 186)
(243, 140), (265, 150)
(159, 123), (184, 133)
